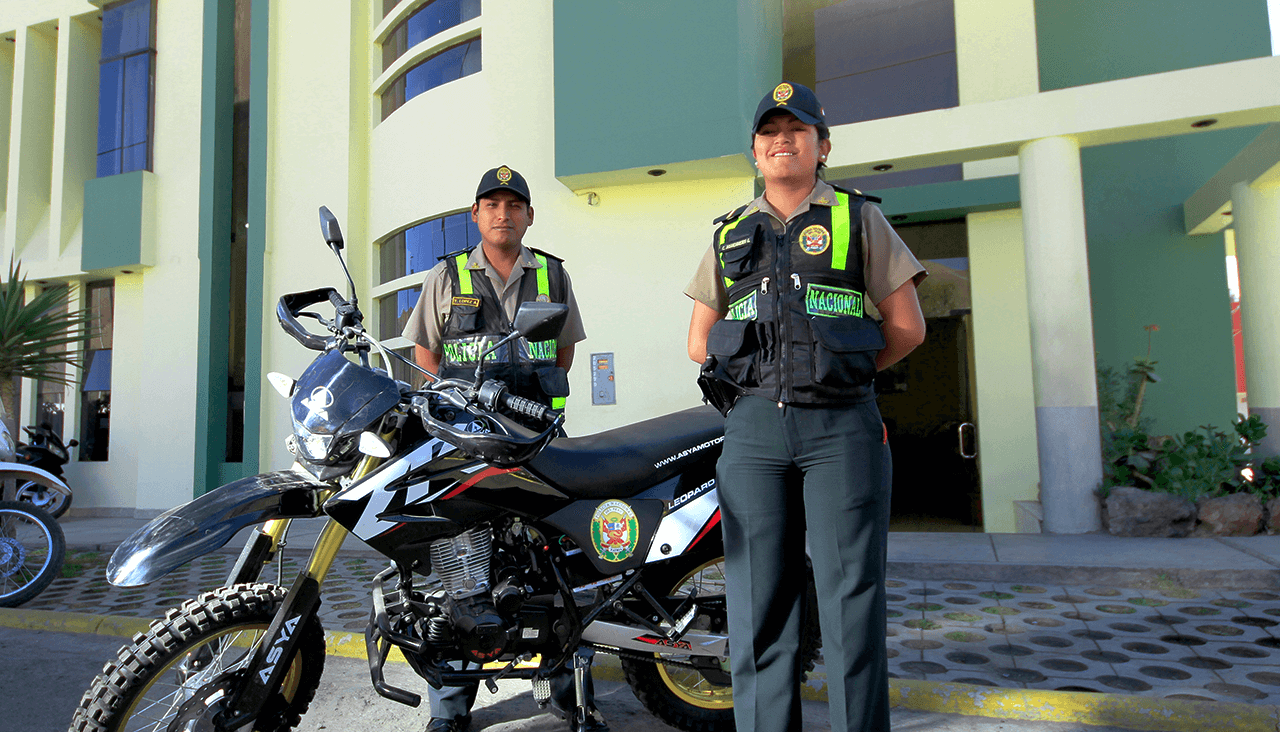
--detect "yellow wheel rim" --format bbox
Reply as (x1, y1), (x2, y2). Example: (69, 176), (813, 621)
(653, 557), (734, 710)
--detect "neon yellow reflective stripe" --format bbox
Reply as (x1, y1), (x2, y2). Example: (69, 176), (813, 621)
(454, 252), (473, 295)
(535, 254), (550, 298)
(551, 396), (566, 410)
(718, 217), (747, 288)
(830, 192), (851, 271)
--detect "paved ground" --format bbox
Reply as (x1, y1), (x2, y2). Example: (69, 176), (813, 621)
(23, 549), (1280, 707)
(0, 626), (1153, 732)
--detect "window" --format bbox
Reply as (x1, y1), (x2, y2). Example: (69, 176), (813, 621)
(378, 210), (480, 284)
(379, 286), (423, 342)
(97, 0), (155, 177)
(381, 37), (481, 120)
(34, 285), (69, 439)
(79, 282), (114, 461)
(382, 0), (480, 70)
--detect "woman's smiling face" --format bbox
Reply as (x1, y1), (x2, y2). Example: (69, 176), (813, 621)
(751, 111), (831, 185)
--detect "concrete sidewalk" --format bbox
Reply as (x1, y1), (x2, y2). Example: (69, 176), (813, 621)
(11, 515), (1280, 731)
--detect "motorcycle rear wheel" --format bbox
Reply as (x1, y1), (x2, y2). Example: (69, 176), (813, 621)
(70, 583), (325, 732)
(0, 500), (65, 608)
(619, 545), (821, 732)
(15, 479), (71, 518)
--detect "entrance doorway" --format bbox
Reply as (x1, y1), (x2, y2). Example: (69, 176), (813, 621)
(874, 219), (982, 531)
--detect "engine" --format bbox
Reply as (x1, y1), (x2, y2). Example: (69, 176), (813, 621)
(411, 520), (566, 665)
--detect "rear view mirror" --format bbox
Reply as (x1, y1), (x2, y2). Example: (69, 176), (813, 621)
(513, 302), (568, 343)
(318, 206), (344, 250)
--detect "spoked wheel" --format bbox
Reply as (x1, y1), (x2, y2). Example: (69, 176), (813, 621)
(14, 479), (71, 518)
(0, 500), (65, 607)
(70, 583), (325, 732)
(620, 543), (821, 732)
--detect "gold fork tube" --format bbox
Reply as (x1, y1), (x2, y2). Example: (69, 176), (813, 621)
(303, 452), (383, 583)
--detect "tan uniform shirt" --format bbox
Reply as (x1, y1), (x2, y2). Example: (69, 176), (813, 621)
(685, 180), (926, 315)
(402, 243), (587, 353)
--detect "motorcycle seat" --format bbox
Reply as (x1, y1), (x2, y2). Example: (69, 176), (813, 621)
(526, 405), (724, 499)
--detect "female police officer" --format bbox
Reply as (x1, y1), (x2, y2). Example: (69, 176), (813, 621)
(685, 82), (926, 732)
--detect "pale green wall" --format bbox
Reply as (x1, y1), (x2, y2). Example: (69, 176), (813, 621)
(552, 0), (781, 179)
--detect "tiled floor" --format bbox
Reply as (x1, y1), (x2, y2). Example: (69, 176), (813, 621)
(884, 577), (1280, 703)
(27, 551), (1280, 705)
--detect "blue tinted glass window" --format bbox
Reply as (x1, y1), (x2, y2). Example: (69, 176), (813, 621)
(378, 286), (422, 341)
(122, 54), (150, 147)
(407, 0), (480, 47)
(378, 211), (482, 283)
(98, 1), (154, 177)
(101, 0), (150, 58)
(97, 60), (123, 154)
(384, 38), (481, 120)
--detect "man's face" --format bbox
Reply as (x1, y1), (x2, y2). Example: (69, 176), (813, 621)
(471, 190), (533, 251)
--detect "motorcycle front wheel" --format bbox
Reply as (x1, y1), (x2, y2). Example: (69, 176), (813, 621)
(0, 500), (65, 607)
(15, 479), (72, 518)
(620, 544), (822, 732)
(70, 583), (325, 732)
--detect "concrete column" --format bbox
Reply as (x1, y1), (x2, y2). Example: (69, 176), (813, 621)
(1231, 181), (1280, 457)
(1018, 136), (1103, 533)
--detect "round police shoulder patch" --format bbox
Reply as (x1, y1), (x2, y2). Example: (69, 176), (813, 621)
(773, 83), (794, 103)
(799, 224), (831, 255)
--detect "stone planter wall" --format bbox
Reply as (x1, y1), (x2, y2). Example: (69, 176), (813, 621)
(1103, 487), (1274, 537)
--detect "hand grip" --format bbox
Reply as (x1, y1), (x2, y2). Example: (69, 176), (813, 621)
(500, 392), (551, 423)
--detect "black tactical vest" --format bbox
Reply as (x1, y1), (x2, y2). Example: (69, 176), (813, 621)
(704, 186), (885, 406)
(440, 248), (571, 409)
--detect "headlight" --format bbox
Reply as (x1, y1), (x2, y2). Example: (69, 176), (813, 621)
(296, 431), (334, 462)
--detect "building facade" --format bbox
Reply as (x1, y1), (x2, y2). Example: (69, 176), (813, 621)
(1, 0), (1276, 533)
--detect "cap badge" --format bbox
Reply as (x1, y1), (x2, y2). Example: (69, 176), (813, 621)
(772, 83), (794, 103)
(496, 166), (512, 184)
(799, 224), (831, 255)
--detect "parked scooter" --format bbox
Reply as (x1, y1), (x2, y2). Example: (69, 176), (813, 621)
(14, 423), (76, 518)
(0, 417), (68, 607)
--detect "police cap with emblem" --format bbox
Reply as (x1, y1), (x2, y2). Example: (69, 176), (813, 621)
(475, 165), (532, 204)
(752, 81), (829, 140)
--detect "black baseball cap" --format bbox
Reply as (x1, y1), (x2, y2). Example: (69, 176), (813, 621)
(752, 82), (828, 138)
(475, 165), (531, 204)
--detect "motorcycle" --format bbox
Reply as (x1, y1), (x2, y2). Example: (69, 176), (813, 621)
(14, 423), (77, 518)
(70, 208), (819, 732)
(0, 416), (68, 608)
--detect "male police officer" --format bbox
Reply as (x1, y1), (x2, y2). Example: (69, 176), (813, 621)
(402, 166), (605, 732)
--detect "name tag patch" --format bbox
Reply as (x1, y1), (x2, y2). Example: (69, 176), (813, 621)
(726, 291), (757, 321)
(720, 236), (752, 252)
(451, 296), (481, 308)
(805, 283), (863, 318)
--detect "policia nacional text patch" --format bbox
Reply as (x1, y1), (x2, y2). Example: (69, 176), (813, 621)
(805, 283), (863, 318)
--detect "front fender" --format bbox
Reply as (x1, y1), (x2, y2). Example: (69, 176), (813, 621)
(107, 469), (328, 587)
(0, 461), (71, 497)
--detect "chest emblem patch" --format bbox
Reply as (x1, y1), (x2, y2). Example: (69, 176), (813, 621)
(496, 166), (513, 183)
(451, 295), (481, 308)
(799, 224), (831, 255)
(773, 83), (794, 103)
(591, 500), (640, 563)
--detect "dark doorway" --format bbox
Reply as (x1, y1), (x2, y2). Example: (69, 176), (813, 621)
(874, 219), (982, 531)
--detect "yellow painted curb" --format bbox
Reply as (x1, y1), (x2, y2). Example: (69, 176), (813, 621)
(890, 679), (1280, 732)
(6, 608), (1279, 730)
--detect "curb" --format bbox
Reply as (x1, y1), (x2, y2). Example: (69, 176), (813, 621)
(4, 608), (1278, 731)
